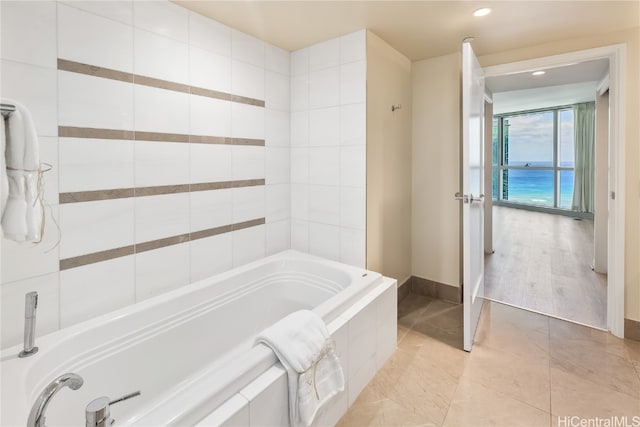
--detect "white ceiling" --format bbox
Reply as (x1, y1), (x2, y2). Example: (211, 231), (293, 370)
(173, 1), (639, 61)
(492, 82), (600, 115)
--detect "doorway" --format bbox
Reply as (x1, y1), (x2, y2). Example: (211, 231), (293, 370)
(485, 45), (625, 337)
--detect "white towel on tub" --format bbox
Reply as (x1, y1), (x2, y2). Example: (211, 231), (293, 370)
(256, 310), (345, 427)
(1, 98), (43, 242)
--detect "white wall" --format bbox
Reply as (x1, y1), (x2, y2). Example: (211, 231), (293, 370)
(0, 0), (290, 349)
(366, 31), (412, 284)
(289, 31), (367, 267)
(411, 52), (462, 287)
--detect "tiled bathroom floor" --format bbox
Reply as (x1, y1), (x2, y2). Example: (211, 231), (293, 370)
(337, 293), (640, 427)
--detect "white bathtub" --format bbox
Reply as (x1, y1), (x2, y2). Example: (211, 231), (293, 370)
(1, 250), (397, 426)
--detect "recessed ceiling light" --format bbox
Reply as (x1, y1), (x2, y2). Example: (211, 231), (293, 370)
(532, 71), (546, 76)
(473, 8), (492, 17)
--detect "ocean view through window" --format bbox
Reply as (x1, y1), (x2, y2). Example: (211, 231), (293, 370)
(492, 107), (575, 210)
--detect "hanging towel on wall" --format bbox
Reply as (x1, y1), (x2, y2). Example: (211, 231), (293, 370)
(256, 310), (345, 427)
(1, 99), (43, 242)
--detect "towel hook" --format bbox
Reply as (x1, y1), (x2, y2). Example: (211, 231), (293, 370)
(391, 104), (402, 112)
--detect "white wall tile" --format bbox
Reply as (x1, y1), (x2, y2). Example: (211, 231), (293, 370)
(340, 61), (366, 105)
(1, 272), (59, 350)
(135, 193), (190, 243)
(309, 38), (340, 71)
(190, 95), (231, 137)
(1, 1), (56, 68)
(134, 28), (188, 84)
(197, 394), (249, 427)
(190, 144), (232, 183)
(340, 103), (366, 146)
(309, 185), (340, 225)
(134, 85), (188, 134)
(59, 70), (133, 131)
(309, 107), (340, 147)
(188, 11), (231, 57)
(266, 147), (289, 184)
(60, 138), (134, 192)
(60, 199), (134, 258)
(265, 71), (289, 111)
(135, 243), (190, 302)
(290, 75), (309, 112)
(340, 145), (366, 188)
(291, 219), (309, 252)
(231, 103), (264, 139)
(240, 366), (288, 426)
(309, 67), (340, 109)
(2, 60), (57, 136)
(309, 147), (340, 186)
(135, 140), (189, 187)
(190, 233), (233, 282)
(232, 186), (265, 223)
(340, 228), (365, 268)
(265, 44), (290, 75)
(1, 206), (59, 284)
(60, 256), (135, 327)
(133, 1), (188, 43)
(340, 187), (366, 229)
(266, 220), (290, 256)
(340, 30), (366, 64)
(232, 60), (265, 100)
(231, 30), (264, 67)
(266, 184), (289, 223)
(290, 148), (308, 184)
(265, 109), (289, 147)
(290, 48), (309, 76)
(189, 46), (231, 93)
(309, 222), (340, 261)
(232, 225), (265, 267)
(190, 188), (233, 232)
(60, 1), (133, 26)
(58, 4), (133, 72)
(290, 184), (308, 220)
(290, 111), (309, 147)
(232, 146), (265, 180)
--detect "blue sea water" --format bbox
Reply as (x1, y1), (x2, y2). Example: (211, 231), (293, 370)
(494, 168), (574, 209)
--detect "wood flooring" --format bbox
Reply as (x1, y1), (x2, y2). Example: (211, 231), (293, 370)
(484, 206), (607, 329)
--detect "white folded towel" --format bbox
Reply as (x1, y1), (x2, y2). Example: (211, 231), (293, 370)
(256, 310), (345, 427)
(1, 99), (43, 242)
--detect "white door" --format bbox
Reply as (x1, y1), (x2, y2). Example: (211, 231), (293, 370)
(460, 42), (485, 352)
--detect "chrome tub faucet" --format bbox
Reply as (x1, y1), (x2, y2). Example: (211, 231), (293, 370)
(19, 291), (38, 357)
(27, 373), (84, 427)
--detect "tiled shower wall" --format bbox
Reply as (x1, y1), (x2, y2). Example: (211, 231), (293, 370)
(289, 31), (367, 267)
(0, 1), (291, 349)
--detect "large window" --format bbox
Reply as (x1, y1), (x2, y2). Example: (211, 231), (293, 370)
(492, 107), (574, 210)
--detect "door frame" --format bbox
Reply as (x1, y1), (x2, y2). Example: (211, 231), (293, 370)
(482, 44), (626, 338)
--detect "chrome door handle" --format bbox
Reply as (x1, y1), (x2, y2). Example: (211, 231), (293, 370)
(454, 192), (469, 203)
(470, 194), (485, 203)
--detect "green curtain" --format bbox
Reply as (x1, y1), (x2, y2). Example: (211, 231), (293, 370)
(571, 102), (595, 213)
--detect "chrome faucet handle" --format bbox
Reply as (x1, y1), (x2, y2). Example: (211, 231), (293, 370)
(85, 391), (141, 427)
(27, 373), (84, 427)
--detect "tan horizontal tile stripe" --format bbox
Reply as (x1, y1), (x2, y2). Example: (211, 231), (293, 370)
(58, 59), (133, 83)
(59, 126), (135, 140)
(58, 58), (264, 107)
(136, 234), (190, 254)
(59, 179), (265, 204)
(60, 245), (135, 270)
(60, 188), (134, 204)
(59, 219), (265, 270)
(58, 126), (264, 146)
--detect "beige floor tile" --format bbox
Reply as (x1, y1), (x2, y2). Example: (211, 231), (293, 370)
(550, 367), (640, 419)
(398, 293), (434, 329)
(625, 339), (640, 363)
(460, 341), (551, 412)
(442, 377), (552, 427)
(549, 317), (628, 360)
(411, 301), (464, 350)
(475, 301), (550, 361)
(336, 397), (439, 427)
